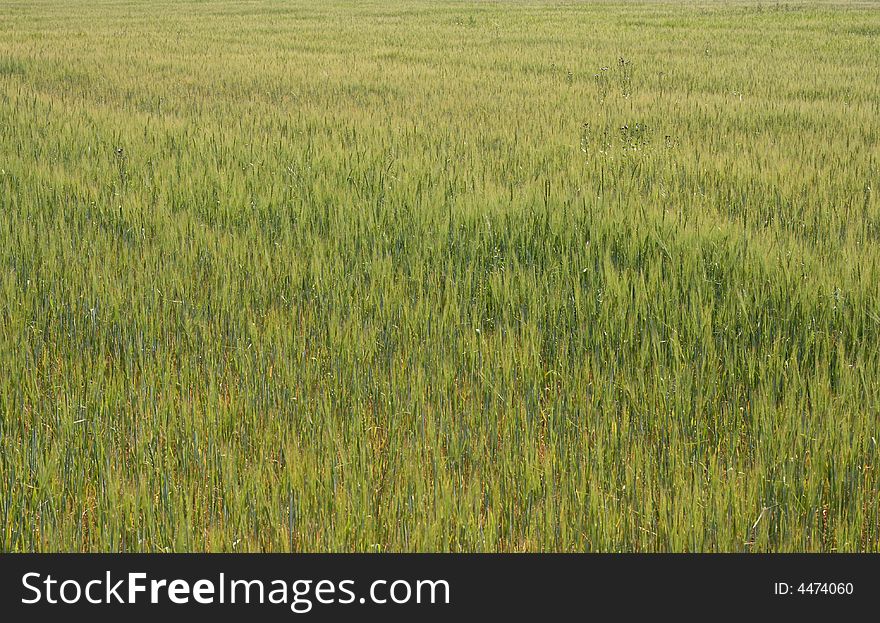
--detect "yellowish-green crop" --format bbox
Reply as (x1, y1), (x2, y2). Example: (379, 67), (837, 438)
(1, 0), (879, 552)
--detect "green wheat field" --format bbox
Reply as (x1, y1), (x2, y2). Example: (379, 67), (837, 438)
(1, 0), (879, 552)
